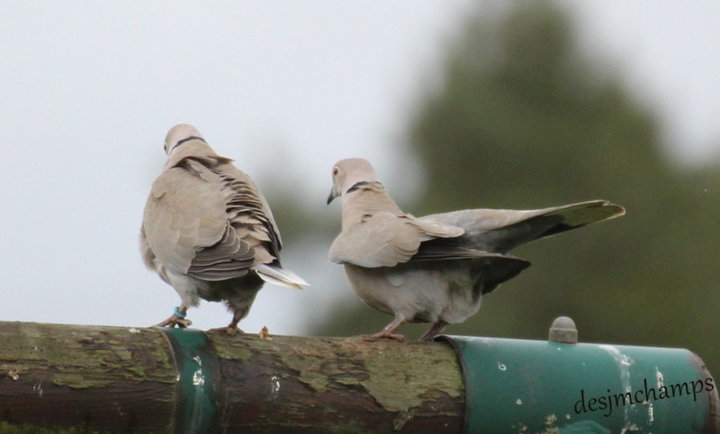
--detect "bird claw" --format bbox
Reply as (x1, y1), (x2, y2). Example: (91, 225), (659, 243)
(207, 326), (243, 336)
(154, 316), (192, 328)
(175, 318), (192, 328)
(360, 332), (405, 341)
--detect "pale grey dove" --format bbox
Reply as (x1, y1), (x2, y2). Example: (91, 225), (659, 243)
(327, 158), (625, 341)
(141, 124), (308, 334)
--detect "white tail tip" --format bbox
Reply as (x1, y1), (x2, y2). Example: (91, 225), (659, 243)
(254, 264), (309, 290)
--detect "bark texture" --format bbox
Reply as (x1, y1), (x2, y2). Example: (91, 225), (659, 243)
(0, 322), (464, 433)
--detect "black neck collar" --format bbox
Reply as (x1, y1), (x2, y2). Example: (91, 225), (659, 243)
(346, 180), (382, 194)
(170, 136), (205, 152)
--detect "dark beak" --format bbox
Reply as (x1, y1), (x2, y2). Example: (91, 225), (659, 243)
(327, 189), (337, 205)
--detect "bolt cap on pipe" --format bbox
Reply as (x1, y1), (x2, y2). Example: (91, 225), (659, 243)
(548, 316), (578, 344)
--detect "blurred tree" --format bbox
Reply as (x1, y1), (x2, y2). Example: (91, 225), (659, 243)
(310, 1), (720, 377)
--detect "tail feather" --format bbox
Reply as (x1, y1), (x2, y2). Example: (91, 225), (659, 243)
(486, 200), (625, 252)
(421, 200), (625, 253)
(254, 264), (309, 290)
(543, 200), (625, 229)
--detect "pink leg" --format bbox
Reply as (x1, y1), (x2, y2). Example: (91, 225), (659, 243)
(361, 314), (407, 341)
(418, 321), (448, 342)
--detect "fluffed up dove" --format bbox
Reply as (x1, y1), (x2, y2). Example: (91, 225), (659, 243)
(141, 124), (308, 334)
(327, 158), (625, 341)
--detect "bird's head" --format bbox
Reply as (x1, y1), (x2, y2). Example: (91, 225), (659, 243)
(163, 124), (205, 155)
(327, 158), (380, 204)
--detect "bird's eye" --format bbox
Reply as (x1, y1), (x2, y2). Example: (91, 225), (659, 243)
(332, 167), (339, 176)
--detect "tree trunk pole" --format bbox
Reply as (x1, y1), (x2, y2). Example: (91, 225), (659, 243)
(0, 321), (464, 433)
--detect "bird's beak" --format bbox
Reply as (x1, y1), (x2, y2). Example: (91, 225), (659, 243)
(327, 189), (338, 205)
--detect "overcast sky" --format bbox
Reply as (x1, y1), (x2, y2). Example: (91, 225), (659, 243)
(1, 1), (718, 335)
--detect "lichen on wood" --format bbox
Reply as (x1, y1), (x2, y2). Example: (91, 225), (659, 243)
(209, 333), (465, 432)
(0, 322), (176, 432)
(1, 322), (465, 433)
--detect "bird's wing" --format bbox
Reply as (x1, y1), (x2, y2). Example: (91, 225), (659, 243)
(329, 212), (422, 268)
(142, 159), (256, 281)
(384, 247), (531, 295)
(215, 162), (283, 260)
(329, 211), (466, 268)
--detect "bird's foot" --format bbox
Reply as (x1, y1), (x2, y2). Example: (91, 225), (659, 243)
(360, 315), (407, 341)
(207, 326), (243, 336)
(153, 315), (192, 328)
(153, 306), (191, 328)
(360, 331), (405, 341)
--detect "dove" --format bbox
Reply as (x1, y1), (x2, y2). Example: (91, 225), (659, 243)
(141, 124), (308, 334)
(327, 158), (624, 341)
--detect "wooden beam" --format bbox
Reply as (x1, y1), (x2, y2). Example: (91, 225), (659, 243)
(0, 322), (464, 433)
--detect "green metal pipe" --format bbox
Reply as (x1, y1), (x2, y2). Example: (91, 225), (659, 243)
(440, 334), (719, 433)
